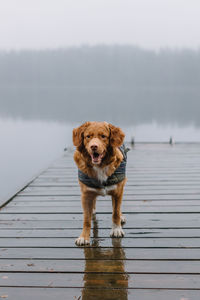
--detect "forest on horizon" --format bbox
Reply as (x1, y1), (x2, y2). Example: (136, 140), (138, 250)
(0, 45), (199, 126)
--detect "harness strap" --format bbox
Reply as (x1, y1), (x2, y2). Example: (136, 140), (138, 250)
(78, 144), (129, 188)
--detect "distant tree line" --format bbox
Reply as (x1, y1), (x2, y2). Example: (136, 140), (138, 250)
(0, 45), (199, 87)
(0, 46), (199, 126)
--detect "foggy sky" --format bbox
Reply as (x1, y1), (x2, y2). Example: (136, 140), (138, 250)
(1, 0), (200, 50)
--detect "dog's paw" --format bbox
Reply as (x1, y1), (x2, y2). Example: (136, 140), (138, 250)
(75, 236), (90, 246)
(110, 224), (125, 238)
(120, 215), (126, 224)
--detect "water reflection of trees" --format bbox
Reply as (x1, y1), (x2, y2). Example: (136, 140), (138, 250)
(0, 86), (199, 126)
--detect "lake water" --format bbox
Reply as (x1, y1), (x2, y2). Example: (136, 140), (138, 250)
(0, 118), (74, 204)
(0, 117), (200, 205)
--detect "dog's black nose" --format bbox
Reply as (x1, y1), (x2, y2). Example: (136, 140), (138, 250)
(91, 144), (98, 151)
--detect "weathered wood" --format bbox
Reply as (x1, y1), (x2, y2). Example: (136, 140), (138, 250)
(1, 144), (200, 298)
(4, 205), (200, 213)
(0, 228), (199, 238)
(15, 194), (200, 200)
(1, 219), (200, 229)
(18, 189), (200, 196)
(1, 212), (200, 221)
(0, 259), (200, 274)
(0, 288), (198, 300)
(1, 247), (200, 260)
(0, 237), (200, 248)
(0, 273), (200, 289)
(9, 200), (200, 207)
(27, 184), (200, 192)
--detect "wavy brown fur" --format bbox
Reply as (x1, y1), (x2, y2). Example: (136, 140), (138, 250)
(72, 121), (126, 245)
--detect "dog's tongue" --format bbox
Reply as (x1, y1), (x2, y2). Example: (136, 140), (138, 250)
(91, 153), (102, 164)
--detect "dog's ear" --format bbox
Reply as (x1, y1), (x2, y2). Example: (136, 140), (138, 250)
(73, 122), (91, 148)
(109, 123), (125, 147)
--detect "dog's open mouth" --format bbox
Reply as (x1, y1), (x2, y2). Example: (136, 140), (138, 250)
(91, 152), (104, 164)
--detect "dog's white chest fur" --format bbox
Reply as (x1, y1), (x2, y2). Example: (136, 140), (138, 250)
(86, 166), (116, 196)
(93, 166), (109, 183)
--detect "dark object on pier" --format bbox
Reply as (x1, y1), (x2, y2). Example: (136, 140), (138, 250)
(169, 136), (175, 145)
(130, 137), (135, 146)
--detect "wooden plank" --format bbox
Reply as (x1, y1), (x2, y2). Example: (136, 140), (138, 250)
(0, 273), (200, 289)
(0, 259), (200, 274)
(30, 183), (200, 188)
(1, 219), (200, 229)
(3, 205), (200, 213)
(1, 144), (200, 298)
(43, 167), (200, 172)
(49, 165), (200, 169)
(0, 288), (198, 300)
(0, 228), (199, 238)
(28, 184), (200, 191)
(15, 194), (200, 200)
(40, 171), (200, 176)
(1, 247), (200, 260)
(9, 200), (200, 207)
(23, 181), (200, 187)
(23, 184), (200, 190)
(1, 212), (200, 221)
(18, 190), (200, 196)
(0, 237), (200, 248)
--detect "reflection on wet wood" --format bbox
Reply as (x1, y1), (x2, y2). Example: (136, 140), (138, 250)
(0, 288), (199, 300)
(1, 259), (200, 273)
(0, 143), (200, 299)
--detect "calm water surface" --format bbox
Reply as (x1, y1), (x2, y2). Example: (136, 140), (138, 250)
(0, 118), (73, 204)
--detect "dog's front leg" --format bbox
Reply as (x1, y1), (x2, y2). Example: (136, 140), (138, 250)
(110, 181), (126, 238)
(75, 191), (96, 246)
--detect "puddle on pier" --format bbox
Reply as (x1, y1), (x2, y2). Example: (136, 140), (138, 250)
(80, 215), (129, 300)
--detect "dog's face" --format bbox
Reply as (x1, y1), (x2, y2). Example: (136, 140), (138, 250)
(73, 121), (125, 165)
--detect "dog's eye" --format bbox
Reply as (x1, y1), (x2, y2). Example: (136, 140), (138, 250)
(101, 135), (106, 138)
(86, 135), (90, 139)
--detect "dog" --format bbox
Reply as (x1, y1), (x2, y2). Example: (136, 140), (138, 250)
(72, 121), (128, 246)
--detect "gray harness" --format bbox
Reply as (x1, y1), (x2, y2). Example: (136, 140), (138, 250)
(78, 144), (129, 189)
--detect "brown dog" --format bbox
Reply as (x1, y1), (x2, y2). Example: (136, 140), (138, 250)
(73, 121), (127, 246)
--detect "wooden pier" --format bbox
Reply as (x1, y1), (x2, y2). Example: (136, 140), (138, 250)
(0, 143), (200, 299)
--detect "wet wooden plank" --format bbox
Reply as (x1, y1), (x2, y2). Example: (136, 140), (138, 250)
(15, 194), (200, 200)
(19, 189), (200, 196)
(1, 219), (200, 229)
(0, 288), (198, 300)
(0, 273), (200, 289)
(22, 186), (200, 192)
(1, 144), (200, 298)
(29, 183), (200, 189)
(4, 205), (200, 213)
(0, 259), (200, 274)
(1, 247), (200, 260)
(9, 200), (200, 207)
(40, 179), (199, 184)
(1, 212), (200, 221)
(0, 237), (200, 248)
(0, 228), (199, 238)
(28, 172), (200, 178)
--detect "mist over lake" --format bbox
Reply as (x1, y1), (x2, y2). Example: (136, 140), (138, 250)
(0, 45), (200, 203)
(0, 46), (200, 126)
